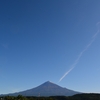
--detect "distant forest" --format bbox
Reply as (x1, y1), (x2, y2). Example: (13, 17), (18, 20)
(1, 93), (100, 100)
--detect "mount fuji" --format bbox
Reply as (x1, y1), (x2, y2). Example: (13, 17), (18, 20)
(1, 81), (81, 96)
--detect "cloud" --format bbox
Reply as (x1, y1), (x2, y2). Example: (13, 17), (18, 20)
(58, 67), (74, 83)
(58, 22), (100, 82)
(96, 22), (100, 26)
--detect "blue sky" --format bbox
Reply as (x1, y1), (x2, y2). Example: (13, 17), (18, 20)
(0, 0), (100, 94)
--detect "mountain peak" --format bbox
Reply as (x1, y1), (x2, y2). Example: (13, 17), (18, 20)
(41, 81), (56, 86)
(45, 81), (53, 83)
(40, 81), (55, 86)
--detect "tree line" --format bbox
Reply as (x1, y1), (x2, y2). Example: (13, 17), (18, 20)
(1, 93), (100, 100)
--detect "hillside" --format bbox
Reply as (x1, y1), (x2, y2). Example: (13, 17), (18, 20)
(2, 81), (80, 96)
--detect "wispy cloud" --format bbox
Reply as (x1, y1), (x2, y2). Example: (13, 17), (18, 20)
(96, 22), (100, 26)
(58, 22), (100, 82)
(58, 66), (74, 82)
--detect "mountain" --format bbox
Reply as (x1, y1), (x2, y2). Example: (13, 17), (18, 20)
(2, 81), (81, 96)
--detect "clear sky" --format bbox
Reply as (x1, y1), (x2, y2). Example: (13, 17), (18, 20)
(0, 0), (100, 94)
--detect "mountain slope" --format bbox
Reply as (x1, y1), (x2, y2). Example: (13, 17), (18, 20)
(3, 81), (81, 96)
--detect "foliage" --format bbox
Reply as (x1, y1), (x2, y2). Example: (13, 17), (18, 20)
(1, 93), (100, 100)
